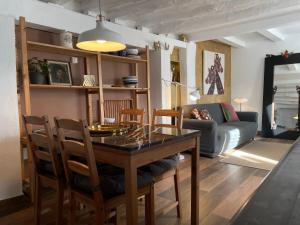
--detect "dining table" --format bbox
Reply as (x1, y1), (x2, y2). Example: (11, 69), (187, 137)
(88, 125), (201, 225)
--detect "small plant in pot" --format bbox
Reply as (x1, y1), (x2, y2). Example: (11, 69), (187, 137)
(28, 57), (49, 84)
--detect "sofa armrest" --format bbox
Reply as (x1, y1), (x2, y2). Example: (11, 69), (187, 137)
(183, 119), (217, 131)
(236, 111), (258, 123)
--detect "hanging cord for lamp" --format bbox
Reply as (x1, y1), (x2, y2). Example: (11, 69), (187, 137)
(98, 0), (104, 21)
(161, 78), (198, 89)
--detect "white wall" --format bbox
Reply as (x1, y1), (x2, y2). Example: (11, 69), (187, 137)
(180, 42), (197, 105)
(231, 34), (300, 130)
(0, 15), (22, 200)
(150, 49), (172, 124)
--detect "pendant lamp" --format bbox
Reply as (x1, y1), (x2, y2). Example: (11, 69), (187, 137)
(76, 0), (126, 52)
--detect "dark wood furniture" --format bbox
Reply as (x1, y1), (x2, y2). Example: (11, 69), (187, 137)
(230, 139), (300, 225)
(119, 108), (145, 126)
(22, 115), (65, 225)
(54, 118), (155, 225)
(85, 125), (200, 225)
(150, 108), (184, 218)
(262, 53), (300, 140)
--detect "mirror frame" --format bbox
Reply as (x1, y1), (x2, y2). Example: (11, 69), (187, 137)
(262, 53), (300, 140)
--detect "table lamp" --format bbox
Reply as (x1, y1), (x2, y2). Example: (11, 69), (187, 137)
(190, 89), (201, 101)
(234, 98), (248, 111)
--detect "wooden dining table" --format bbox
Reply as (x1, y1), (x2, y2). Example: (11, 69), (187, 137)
(88, 125), (201, 225)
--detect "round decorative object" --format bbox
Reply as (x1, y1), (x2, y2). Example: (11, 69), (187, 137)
(127, 49), (139, 55)
(122, 76), (138, 87)
(59, 31), (73, 48)
(89, 124), (129, 136)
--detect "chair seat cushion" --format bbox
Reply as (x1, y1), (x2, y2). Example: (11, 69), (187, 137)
(140, 155), (179, 177)
(72, 166), (153, 200)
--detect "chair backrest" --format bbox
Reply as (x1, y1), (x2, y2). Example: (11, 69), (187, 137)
(54, 118), (102, 201)
(152, 108), (183, 129)
(119, 108), (145, 126)
(103, 99), (133, 124)
(22, 115), (61, 178)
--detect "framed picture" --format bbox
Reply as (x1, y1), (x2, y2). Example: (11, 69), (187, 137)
(203, 50), (225, 95)
(47, 60), (72, 85)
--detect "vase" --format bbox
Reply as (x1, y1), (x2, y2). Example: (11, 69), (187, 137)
(29, 72), (48, 84)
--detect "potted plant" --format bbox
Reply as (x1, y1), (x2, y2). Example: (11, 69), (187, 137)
(28, 57), (49, 84)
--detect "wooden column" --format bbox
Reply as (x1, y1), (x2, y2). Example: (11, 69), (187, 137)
(97, 53), (104, 124)
(19, 17), (31, 116)
(146, 46), (151, 124)
(19, 16), (35, 202)
(84, 56), (93, 125)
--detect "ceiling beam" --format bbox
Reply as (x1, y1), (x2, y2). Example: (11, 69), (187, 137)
(218, 36), (246, 48)
(188, 5), (300, 41)
(257, 28), (285, 42)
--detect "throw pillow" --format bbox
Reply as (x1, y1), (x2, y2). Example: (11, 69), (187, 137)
(199, 109), (213, 120)
(221, 103), (239, 122)
(190, 108), (201, 120)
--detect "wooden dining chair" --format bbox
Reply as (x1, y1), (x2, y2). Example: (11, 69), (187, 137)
(22, 115), (65, 225)
(54, 118), (155, 225)
(144, 108), (183, 218)
(119, 108), (145, 126)
(152, 108), (183, 129)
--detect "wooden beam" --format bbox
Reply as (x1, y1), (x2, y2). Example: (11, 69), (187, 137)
(257, 29), (285, 42)
(97, 54), (104, 124)
(218, 36), (246, 48)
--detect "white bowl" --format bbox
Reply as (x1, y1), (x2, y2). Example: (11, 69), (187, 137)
(104, 118), (116, 124)
(127, 49), (139, 55)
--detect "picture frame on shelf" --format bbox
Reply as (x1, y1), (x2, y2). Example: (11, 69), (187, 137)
(47, 60), (72, 85)
(83, 75), (96, 87)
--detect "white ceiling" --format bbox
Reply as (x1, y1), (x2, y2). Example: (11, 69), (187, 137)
(39, 0), (300, 46)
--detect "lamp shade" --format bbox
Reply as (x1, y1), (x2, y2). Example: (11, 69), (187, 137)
(190, 89), (201, 101)
(234, 98), (248, 104)
(77, 20), (126, 52)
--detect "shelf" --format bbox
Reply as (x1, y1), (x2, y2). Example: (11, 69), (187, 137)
(27, 41), (97, 57)
(30, 84), (149, 93)
(30, 84), (100, 90)
(103, 86), (148, 91)
(101, 54), (147, 64)
(27, 41), (148, 64)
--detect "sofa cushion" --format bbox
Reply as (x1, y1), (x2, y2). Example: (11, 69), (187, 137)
(217, 121), (257, 152)
(199, 109), (213, 120)
(190, 108), (201, 119)
(183, 103), (225, 124)
(221, 103), (239, 122)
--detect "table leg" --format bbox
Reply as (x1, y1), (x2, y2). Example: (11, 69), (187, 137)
(191, 136), (200, 225)
(125, 160), (138, 225)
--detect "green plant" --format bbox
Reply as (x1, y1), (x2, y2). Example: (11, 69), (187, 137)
(28, 57), (48, 74)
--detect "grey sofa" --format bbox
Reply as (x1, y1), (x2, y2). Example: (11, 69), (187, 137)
(182, 103), (258, 157)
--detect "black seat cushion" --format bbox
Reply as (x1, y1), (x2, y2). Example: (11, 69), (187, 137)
(140, 155), (179, 177)
(71, 166), (153, 200)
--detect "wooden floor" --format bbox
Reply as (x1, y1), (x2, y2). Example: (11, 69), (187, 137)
(0, 138), (291, 225)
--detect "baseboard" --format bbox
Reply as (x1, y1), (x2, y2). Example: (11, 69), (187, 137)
(0, 194), (31, 217)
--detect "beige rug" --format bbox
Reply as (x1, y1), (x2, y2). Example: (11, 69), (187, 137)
(220, 140), (292, 170)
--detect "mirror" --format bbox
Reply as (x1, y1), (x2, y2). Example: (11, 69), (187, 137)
(272, 63), (300, 133)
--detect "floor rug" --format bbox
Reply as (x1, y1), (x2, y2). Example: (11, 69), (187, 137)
(220, 140), (292, 170)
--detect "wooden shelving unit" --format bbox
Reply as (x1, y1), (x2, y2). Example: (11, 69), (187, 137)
(30, 84), (100, 90)
(19, 16), (151, 126)
(18, 16), (151, 199)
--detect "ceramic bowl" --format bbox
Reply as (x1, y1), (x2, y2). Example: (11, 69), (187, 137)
(127, 49), (139, 55)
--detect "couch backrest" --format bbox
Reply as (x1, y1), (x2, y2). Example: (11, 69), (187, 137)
(182, 103), (225, 124)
